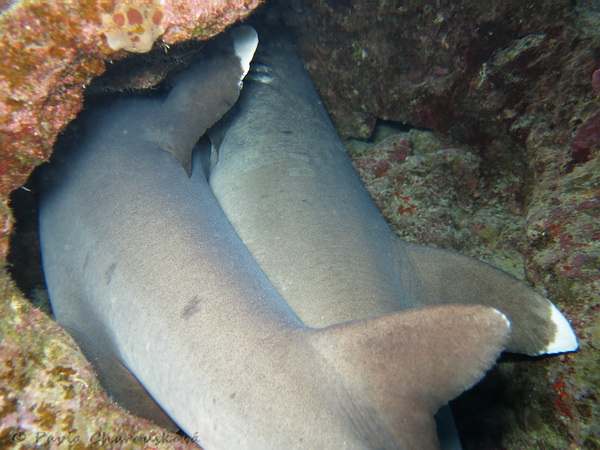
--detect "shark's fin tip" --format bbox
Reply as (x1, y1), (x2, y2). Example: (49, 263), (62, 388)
(231, 26), (259, 79)
(539, 303), (579, 355)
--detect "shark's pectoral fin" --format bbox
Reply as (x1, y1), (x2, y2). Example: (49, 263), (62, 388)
(310, 305), (510, 449)
(63, 326), (178, 431)
(399, 242), (578, 356)
(146, 26), (258, 175)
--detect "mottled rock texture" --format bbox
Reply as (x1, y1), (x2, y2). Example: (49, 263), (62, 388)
(279, 0), (598, 447)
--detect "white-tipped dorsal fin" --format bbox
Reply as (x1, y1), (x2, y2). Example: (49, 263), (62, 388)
(146, 26), (259, 176)
(231, 26), (259, 80)
(540, 302), (579, 355)
(401, 243), (579, 356)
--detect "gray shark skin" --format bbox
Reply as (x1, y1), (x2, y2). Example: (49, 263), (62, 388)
(208, 25), (578, 357)
(39, 27), (512, 449)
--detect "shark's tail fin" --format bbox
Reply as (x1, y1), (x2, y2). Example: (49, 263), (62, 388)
(309, 305), (510, 449)
(398, 242), (578, 356)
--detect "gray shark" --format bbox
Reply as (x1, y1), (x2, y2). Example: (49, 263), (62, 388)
(39, 26), (513, 449)
(207, 23), (578, 448)
(208, 24), (578, 358)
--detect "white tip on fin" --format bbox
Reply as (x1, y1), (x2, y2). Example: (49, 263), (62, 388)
(541, 303), (578, 354)
(231, 26), (259, 79)
(492, 308), (512, 329)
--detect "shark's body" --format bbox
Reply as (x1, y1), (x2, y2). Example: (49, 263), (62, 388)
(208, 23), (578, 447)
(209, 24), (577, 357)
(38, 25), (574, 449)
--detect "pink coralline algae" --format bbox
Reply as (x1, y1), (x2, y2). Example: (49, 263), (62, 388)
(102, 1), (263, 53)
(592, 69), (600, 94)
(568, 110), (600, 171)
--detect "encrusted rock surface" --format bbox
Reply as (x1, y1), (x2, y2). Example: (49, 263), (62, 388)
(348, 125), (596, 448)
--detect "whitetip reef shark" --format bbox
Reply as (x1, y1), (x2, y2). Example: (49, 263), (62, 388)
(206, 22), (578, 447)
(209, 23), (577, 358)
(38, 23), (577, 450)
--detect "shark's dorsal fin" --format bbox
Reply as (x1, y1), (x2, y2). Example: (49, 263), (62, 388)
(146, 26), (258, 175)
(398, 243), (578, 355)
(310, 304), (510, 449)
